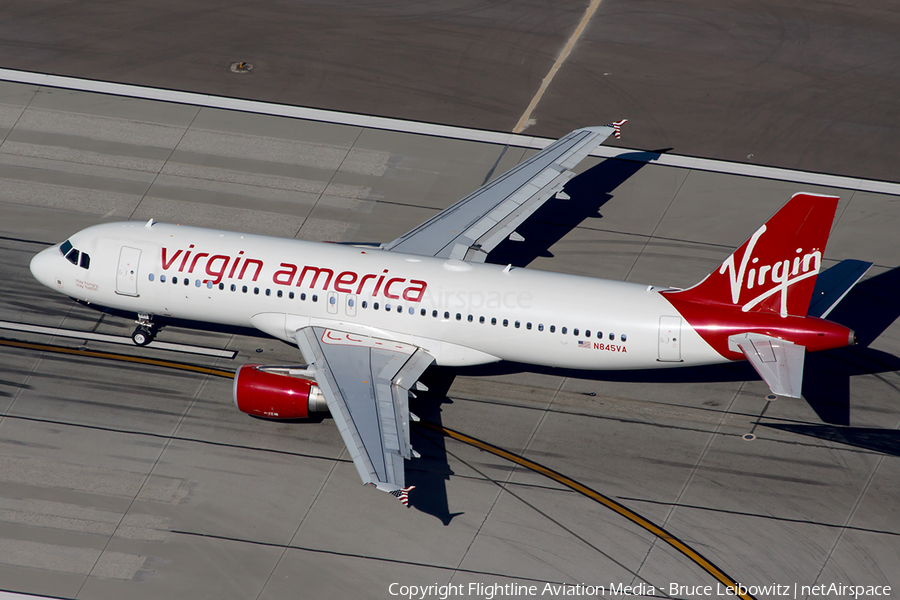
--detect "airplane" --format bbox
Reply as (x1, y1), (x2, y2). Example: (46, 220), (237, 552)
(29, 123), (871, 505)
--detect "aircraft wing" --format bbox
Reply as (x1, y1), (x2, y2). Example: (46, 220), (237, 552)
(294, 327), (434, 504)
(381, 124), (624, 262)
(729, 333), (805, 398)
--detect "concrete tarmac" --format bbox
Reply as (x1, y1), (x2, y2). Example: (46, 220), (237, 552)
(1, 1), (898, 182)
(0, 81), (897, 599)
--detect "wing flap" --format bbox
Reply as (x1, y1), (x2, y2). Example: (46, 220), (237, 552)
(382, 126), (619, 261)
(729, 333), (805, 398)
(294, 327), (434, 496)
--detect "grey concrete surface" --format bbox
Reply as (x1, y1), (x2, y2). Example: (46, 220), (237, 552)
(1, 2), (899, 182)
(0, 83), (897, 600)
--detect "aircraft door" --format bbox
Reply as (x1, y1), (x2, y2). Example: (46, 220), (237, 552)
(116, 246), (141, 296)
(326, 291), (338, 314)
(346, 294), (357, 317)
(658, 315), (682, 362)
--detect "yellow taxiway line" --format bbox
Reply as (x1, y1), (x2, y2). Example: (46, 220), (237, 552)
(1, 337), (755, 599)
(417, 421), (757, 600)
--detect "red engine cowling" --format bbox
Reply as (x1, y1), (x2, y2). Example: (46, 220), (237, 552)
(233, 364), (327, 419)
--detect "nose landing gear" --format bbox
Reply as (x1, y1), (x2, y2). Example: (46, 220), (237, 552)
(132, 313), (156, 346)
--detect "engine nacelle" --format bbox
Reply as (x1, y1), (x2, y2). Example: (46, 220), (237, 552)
(233, 364), (328, 419)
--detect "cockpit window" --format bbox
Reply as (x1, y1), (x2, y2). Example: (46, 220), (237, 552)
(59, 239), (90, 270)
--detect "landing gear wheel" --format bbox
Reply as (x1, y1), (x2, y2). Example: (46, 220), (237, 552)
(132, 326), (153, 346)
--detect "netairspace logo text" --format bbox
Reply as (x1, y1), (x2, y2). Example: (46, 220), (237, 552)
(388, 581), (893, 600)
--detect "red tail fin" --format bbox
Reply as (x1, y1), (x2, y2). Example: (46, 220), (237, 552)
(664, 193), (839, 317)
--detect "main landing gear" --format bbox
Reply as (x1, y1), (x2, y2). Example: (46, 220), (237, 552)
(132, 314), (156, 346)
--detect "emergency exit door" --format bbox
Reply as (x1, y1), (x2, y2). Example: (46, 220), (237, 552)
(658, 315), (682, 362)
(116, 246), (141, 296)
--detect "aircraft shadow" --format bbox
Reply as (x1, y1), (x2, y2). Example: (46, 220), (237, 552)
(407, 368), (465, 525)
(802, 265), (900, 425)
(487, 151), (668, 268)
(761, 423), (900, 456)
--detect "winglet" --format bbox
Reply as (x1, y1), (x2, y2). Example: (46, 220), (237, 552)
(390, 486), (415, 506)
(607, 119), (627, 139)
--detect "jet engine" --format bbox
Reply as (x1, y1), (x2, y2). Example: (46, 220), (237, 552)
(233, 364), (328, 419)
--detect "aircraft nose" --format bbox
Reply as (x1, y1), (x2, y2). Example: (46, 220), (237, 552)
(30, 247), (59, 289)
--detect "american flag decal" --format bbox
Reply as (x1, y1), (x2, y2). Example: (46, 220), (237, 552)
(578, 340), (592, 349)
(390, 486), (415, 506)
(607, 119), (628, 139)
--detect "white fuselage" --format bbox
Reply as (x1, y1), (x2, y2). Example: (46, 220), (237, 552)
(31, 222), (725, 369)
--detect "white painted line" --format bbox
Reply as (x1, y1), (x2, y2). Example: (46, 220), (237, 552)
(1, 68), (898, 195)
(513, 0), (604, 133)
(0, 321), (237, 359)
(0, 591), (65, 600)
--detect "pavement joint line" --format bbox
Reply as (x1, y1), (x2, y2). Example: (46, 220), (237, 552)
(0, 335), (836, 598)
(0, 320), (237, 358)
(1, 67), (898, 195)
(420, 421), (759, 600)
(513, 0), (604, 134)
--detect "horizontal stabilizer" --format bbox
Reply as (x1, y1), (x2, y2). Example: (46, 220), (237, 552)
(729, 333), (805, 398)
(807, 259), (872, 318)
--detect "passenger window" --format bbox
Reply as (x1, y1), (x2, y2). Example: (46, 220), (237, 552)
(207, 281), (213, 289)
(173, 277), (178, 284)
(289, 291), (294, 299)
(149, 273), (155, 282)
(79, 253), (90, 269)
(386, 303), (391, 311)
(574, 328), (579, 336)
(621, 334), (627, 342)
(515, 321), (520, 328)
(266, 289), (271, 296)
(231, 284), (236, 292)
(329, 295), (335, 304)
(242, 286), (248, 293)
(585, 330), (590, 337)
(491, 318), (497, 325)
(538, 324), (543, 331)
(526, 322), (532, 330)
(479, 316), (485, 324)
(444, 312), (450, 319)
(456, 313), (462, 321)
(421, 309), (426, 316)
(300, 293), (306, 300)
(312, 295), (318, 302)
(161, 275), (166, 283)
(397, 305), (403, 313)
(277, 290), (282, 298)
(550, 325), (556, 333)
(374, 302), (380, 310)
(562, 327), (567, 334)
(348, 297), (354, 307)
(609, 332), (615, 340)
(219, 283), (225, 290)
(467, 315), (473, 322)
(409, 307), (414, 315)
(362, 301), (368, 308)
(253, 287), (259, 294)
(195, 280), (201, 287)
(597, 331), (603, 339)
(503, 319), (508, 327)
